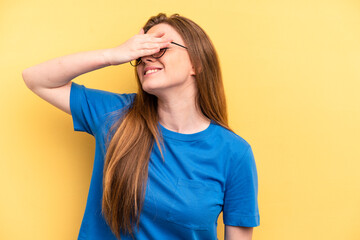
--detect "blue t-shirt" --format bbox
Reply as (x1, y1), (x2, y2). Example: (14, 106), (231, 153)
(69, 82), (260, 240)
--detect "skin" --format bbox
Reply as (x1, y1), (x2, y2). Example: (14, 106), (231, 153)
(136, 23), (211, 134)
(225, 226), (253, 240)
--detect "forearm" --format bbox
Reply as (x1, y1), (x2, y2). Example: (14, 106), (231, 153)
(225, 226), (253, 240)
(22, 48), (112, 89)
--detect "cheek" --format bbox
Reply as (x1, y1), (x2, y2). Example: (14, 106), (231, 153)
(136, 68), (141, 76)
(136, 68), (144, 82)
(168, 59), (193, 78)
(166, 55), (190, 71)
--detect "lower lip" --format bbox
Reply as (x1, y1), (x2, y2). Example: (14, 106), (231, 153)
(144, 69), (162, 76)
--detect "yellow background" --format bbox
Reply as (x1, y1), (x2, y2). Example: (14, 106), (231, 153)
(1, 0), (360, 239)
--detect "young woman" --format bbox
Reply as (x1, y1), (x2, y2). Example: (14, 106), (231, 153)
(22, 13), (259, 240)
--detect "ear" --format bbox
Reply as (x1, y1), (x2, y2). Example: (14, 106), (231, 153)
(191, 65), (202, 76)
(190, 66), (196, 76)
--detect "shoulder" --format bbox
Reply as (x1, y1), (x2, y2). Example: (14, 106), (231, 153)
(71, 82), (136, 101)
(213, 125), (257, 186)
(71, 82), (137, 112)
(212, 123), (251, 154)
(211, 123), (255, 177)
(69, 82), (137, 135)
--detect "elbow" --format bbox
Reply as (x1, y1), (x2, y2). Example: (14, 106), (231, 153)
(22, 68), (34, 90)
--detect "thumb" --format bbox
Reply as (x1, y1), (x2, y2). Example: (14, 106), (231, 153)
(138, 28), (145, 34)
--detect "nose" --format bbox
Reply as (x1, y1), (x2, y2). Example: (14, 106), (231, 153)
(141, 55), (156, 63)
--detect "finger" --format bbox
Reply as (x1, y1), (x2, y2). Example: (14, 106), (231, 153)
(141, 42), (168, 50)
(139, 48), (162, 57)
(138, 33), (170, 44)
(149, 31), (166, 38)
(138, 28), (144, 35)
(147, 37), (173, 44)
(158, 41), (171, 48)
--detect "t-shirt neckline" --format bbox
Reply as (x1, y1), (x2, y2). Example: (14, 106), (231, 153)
(158, 119), (216, 142)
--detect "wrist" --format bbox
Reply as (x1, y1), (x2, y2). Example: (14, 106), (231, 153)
(101, 48), (115, 66)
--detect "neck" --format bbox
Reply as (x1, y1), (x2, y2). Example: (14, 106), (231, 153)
(156, 84), (210, 134)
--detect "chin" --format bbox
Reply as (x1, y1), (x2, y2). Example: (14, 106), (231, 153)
(141, 82), (162, 96)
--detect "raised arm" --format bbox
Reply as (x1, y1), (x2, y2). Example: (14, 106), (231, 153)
(22, 29), (172, 114)
(22, 49), (111, 114)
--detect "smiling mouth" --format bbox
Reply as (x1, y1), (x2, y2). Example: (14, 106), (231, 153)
(144, 68), (162, 76)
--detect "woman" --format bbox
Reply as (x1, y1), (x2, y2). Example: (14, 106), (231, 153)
(22, 13), (259, 240)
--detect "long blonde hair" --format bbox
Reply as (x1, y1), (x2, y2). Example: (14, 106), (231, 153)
(102, 13), (231, 239)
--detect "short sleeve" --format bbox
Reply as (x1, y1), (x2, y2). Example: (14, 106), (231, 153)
(223, 145), (260, 227)
(69, 82), (136, 136)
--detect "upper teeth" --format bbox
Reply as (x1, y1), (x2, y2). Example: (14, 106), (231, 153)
(145, 69), (160, 75)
